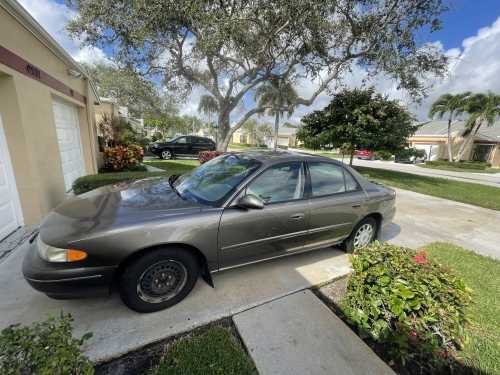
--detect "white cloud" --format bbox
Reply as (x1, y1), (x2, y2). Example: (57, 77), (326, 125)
(411, 16), (500, 120)
(18, 0), (110, 65)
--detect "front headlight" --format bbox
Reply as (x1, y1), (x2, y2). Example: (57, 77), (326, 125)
(37, 236), (87, 262)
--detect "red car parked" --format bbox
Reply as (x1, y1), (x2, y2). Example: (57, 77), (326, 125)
(355, 150), (376, 160)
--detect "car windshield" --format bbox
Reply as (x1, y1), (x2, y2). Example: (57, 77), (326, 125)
(173, 154), (261, 205)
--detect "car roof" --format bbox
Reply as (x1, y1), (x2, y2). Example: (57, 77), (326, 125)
(231, 150), (343, 167)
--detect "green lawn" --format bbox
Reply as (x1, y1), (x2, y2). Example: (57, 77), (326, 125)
(150, 326), (257, 375)
(144, 159), (199, 172)
(73, 160), (197, 195)
(418, 163), (500, 174)
(228, 143), (267, 150)
(354, 166), (500, 211)
(426, 243), (500, 375)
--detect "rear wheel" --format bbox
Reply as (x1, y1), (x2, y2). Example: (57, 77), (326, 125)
(119, 248), (199, 313)
(343, 217), (378, 253)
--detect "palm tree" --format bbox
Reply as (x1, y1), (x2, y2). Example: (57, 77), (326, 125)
(255, 77), (298, 150)
(428, 92), (470, 162)
(456, 92), (500, 161)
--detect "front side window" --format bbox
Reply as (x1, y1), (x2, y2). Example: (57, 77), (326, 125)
(247, 162), (305, 204)
(173, 154), (261, 205)
(309, 162), (347, 197)
(176, 137), (187, 144)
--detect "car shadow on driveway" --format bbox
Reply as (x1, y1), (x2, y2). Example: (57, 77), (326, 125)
(378, 223), (401, 242)
(0, 242), (351, 363)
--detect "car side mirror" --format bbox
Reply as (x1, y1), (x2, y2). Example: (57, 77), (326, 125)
(237, 194), (264, 209)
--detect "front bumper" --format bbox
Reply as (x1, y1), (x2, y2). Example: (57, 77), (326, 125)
(22, 240), (117, 299)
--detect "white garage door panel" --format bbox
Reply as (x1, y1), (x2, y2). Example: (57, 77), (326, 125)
(0, 115), (23, 240)
(53, 100), (86, 192)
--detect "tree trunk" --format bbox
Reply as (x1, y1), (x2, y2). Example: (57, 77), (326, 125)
(216, 112), (231, 151)
(456, 121), (481, 162)
(446, 117), (454, 162)
(274, 112), (280, 151)
(349, 150), (354, 166)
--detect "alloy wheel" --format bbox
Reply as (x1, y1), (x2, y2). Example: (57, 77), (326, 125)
(161, 150), (172, 159)
(353, 223), (374, 248)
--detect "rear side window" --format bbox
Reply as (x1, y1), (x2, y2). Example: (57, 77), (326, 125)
(309, 162), (345, 196)
(308, 162), (360, 197)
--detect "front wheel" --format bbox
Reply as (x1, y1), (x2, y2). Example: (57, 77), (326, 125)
(161, 149), (173, 160)
(119, 248), (199, 313)
(342, 217), (378, 253)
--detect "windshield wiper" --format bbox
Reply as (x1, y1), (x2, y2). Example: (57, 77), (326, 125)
(168, 175), (183, 199)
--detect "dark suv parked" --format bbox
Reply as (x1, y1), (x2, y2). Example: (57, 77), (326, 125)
(149, 136), (216, 159)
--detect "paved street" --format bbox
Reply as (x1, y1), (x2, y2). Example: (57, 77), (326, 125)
(349, 158), (500, 187)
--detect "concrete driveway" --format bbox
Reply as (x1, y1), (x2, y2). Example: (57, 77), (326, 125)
(382, 188), (500, 259)
(0, 187), (498, 363)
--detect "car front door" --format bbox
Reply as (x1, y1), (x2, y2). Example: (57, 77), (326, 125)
(303, 162), (367, 250)
(173, 136), (190, 155)
(219, 161), (308, 269)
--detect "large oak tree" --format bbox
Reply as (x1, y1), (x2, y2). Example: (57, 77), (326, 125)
(68, 0), (448, 150)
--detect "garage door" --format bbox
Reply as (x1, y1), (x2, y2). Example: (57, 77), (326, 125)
(414, 144), (440, 161)
(0, 115), (23, 240)
(53, 99), (86, 191)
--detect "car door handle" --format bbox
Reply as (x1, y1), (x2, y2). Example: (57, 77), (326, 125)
(352, 203), (362, 208)
(290, 213), (305, 220)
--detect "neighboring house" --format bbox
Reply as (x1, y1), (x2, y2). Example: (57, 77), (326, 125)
(231, 126), (298, 148)
(0, 0), (100, 239)
(409, 120), (500, 167)
(232, 128), (259, 145)
(263, 126), (299, 149)
(95, 97), (144, 135)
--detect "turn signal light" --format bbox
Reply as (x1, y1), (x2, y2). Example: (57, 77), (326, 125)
(66, 249), (88, 262)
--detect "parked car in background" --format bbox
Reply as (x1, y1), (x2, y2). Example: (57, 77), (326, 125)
(355, 150), (376, 160)
(395, 148), (427, 164)
(23, 151), (396, 313)
(149, 135), (216, 159)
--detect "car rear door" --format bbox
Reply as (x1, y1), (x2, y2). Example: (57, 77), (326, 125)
(303, 161), (367, 250)
(219, 161), (308, 269)
(191, 136), (208, 155)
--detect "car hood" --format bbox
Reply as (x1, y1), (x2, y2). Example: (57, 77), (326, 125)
(40, 177), (206, 247)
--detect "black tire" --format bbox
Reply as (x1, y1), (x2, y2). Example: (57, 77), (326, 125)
(160, 149), (174, 160)
(119, 248), (199, 313)
(342, 217), (378, 253)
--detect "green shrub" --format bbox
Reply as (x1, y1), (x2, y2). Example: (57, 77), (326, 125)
(103, 144), (144, 171)
(343, 242), (471, 372)
(426, 160), (490, 170)
(73, 171), (166, 194)
(375, 150), (393, 160)
(0, 313), (94, 375)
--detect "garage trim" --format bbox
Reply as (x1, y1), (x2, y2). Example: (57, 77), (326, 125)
(0, 114), (23, 239)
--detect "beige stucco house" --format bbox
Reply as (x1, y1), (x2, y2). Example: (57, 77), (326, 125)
(0, 0), (100, 239)
(409, 120), (500, 167)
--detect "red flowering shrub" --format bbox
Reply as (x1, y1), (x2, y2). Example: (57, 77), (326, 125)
(413, 250), (429, 265)
(198, 150), (224, 164)
(103, 144), (144, 171)
(343, 242), (471, 373)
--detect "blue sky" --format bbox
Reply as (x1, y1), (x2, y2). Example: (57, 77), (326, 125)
(18, 0), (500, 121)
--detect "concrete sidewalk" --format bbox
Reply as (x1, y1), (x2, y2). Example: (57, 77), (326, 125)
(234, 290), (395, 375)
